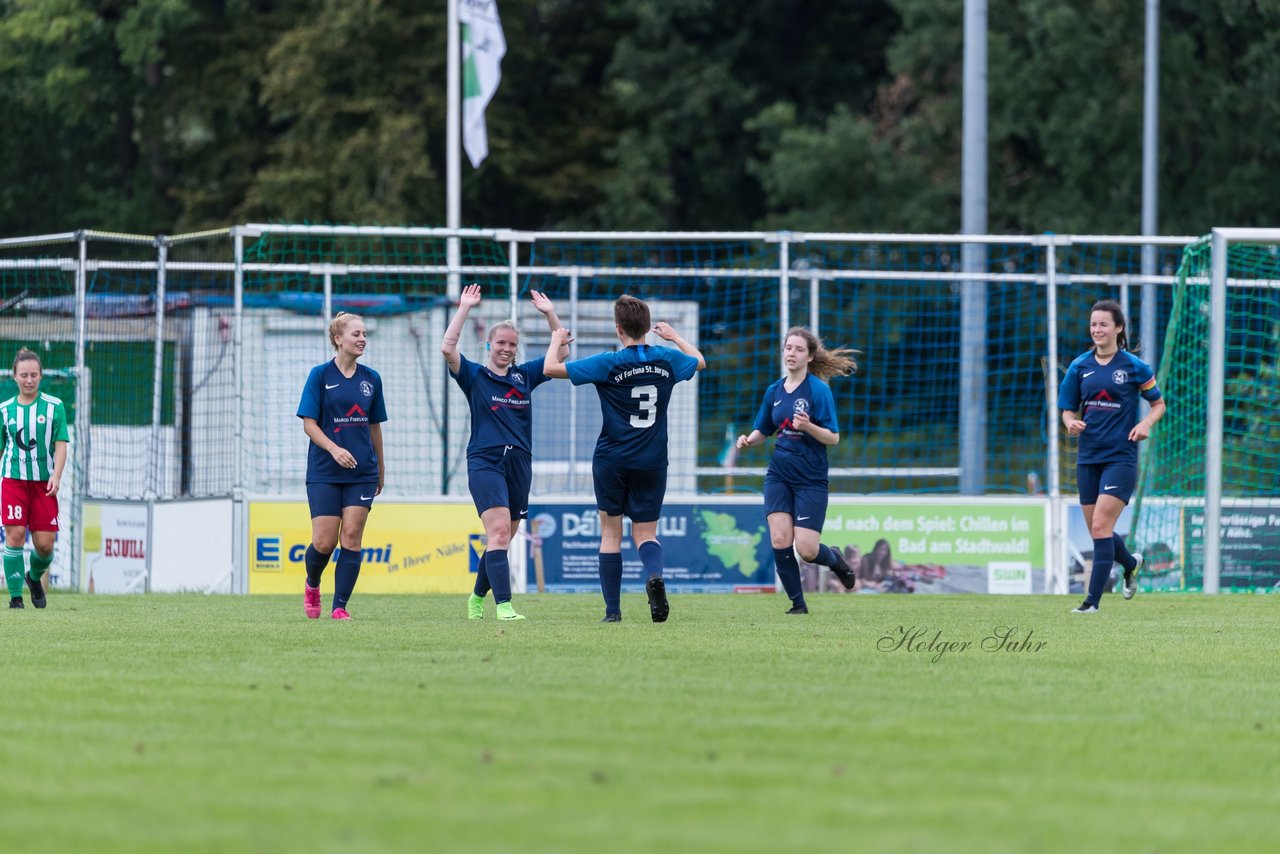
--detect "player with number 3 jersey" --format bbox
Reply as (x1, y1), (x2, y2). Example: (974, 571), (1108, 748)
(544, 295), (704, 623)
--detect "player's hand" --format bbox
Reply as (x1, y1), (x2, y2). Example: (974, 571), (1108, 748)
(376, 476), (384, 496)
(459, 283), (482, 309)
(550, 327), (574, 347)
(652, 321), (678, 341)
(45, 475), (61, 497)
(1065, 418), (1086, 436)
(530, 290), (555, 314)
(330, 446), (358, 469)
(735, 434), (752, 450)
(792, 411), (812, 432)
(1128, 420), (1151, 442)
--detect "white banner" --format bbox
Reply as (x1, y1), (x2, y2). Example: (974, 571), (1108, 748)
(459, 0), (506, 168)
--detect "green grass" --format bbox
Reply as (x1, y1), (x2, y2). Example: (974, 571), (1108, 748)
(3, 593), (1278, 853)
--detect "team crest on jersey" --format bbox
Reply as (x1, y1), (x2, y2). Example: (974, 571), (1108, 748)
(792, 398), (810, 417)
(37, 415), (46, 424)
(510, 370), (524, 385)
(360, 380), (374, 397)
(1112, 370), (1128, 384)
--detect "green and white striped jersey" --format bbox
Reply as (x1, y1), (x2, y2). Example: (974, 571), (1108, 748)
(0, 393), (70, 482)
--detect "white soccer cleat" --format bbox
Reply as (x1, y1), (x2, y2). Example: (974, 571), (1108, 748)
(1122, 553), (1143, 600)
(1070, 600), (1099, 614)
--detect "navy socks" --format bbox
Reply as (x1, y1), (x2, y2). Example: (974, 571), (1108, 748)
(599, 552), (623, 616)
(773, 547), (805, 608)
(486, 549), (512, 604)
(304, 545), (331, 588)
(333, 548), (362, 612)
(638, 541), (663, 581)
(1087, 537), (1114, 606)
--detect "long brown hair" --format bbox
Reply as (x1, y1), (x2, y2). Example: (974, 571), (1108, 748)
(784, 327), (858, 380)
(1090, 299), (1140, 354)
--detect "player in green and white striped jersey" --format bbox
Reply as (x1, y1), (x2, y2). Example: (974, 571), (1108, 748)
(1, 348), (69, 609)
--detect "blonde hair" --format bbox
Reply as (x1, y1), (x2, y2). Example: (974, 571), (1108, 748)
(487, 319), (519, 341)
(12, 347), (41, 374)
(784, 327), (859, 380)
(328, 312), (365, 351)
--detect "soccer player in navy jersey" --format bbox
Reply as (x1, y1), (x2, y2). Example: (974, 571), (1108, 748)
(543, 295), (705, 623)
(296, 312), (388, 620)
(1059, 299), (1165, 613)
(736, 327), (858, 614)
(442, 283), (569, 621)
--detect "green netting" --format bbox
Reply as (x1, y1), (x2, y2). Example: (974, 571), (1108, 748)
(1133, 238), (1280, 592)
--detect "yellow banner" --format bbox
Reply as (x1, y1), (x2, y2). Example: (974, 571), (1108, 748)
(248, 501), (485, 594)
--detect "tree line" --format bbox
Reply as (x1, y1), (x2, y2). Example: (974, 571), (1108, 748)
(2, 0), (1278, 237)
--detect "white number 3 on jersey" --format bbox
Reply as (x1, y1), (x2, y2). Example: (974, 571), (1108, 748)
(630, 385), (658, 428)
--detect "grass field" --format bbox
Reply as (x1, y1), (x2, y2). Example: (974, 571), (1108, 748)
(2, 592), (1278, 853)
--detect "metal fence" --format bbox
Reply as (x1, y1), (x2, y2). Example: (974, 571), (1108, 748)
(0, 226), (1196, 509)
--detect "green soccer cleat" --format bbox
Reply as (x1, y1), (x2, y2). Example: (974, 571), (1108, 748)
(467, 593), (485, 620)
(495, 601), (526, 621)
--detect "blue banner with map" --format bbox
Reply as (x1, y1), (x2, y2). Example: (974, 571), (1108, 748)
(525, 501), (775, 593)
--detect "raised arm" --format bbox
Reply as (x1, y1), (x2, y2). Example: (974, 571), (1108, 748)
(440, 283), (482, 374)
(543, 327), (574, 379)
(530, 290), (571, 362)
(652, 321), (706, 370)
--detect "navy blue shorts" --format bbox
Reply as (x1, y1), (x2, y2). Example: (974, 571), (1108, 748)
(763, 473), (829, 532)
(592, 459), (667, 523)
(467, 446), (533, 519)
(1077, 461), (1137, 505)
(306, 481), (377, 518)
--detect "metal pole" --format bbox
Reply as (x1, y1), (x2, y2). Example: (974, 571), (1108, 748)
(1045, 243), (1064, 593)
(150, 238), (169, 500)
(232, 228), (246, 593)
(1141, 0), (1161, 369)
(446, 0), (462, 298)
(779, 238), (790, 371)
(568, 271), (580, 491)
(322, 271), (333, 329)
(508, 240), (519, 327)
(72, 233), (88, 590)
(809, 275), (820, 334)
(961, 0), (989, 495)
(1203, 231), (1227, 594)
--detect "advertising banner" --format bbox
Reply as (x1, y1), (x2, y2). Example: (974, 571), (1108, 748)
(526, 501), (775, 593)
(82, 501), (149, 594)
(820, 502), (1047, 593)
(248, 501), (485, 594)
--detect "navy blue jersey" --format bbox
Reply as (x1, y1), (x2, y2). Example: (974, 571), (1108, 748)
(752, 375), (839, 485)
(1058, 350), (1161, 465)
(566, 344), (700, 468)
(451, 354), (550, 456)
(297, 360), (388, 483)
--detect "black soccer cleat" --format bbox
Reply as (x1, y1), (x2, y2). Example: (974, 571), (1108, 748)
(9, 597), (23, 609)
(601, 613), (622, 623)
(830, 551), (857, 590)
(786, 604), (809, 615)
(646, 575), (669, 623)
(25, 574), (46, 609)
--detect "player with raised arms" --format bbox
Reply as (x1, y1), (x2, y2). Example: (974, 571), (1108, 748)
(1059, 298), (1165, 613)
(296, 312), (387, 620)
(736, 327), (858, 614)
(544, 295), (705, 623)
(1, 349), (69, 609)
(441, 284), (569, 621)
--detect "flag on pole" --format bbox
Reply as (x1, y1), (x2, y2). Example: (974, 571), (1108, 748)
(459, 0), (506, 168)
